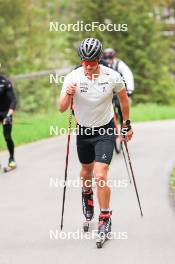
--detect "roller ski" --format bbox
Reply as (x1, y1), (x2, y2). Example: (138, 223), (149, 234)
(82, 188), (94, 232)
(96, 211), (112, 248)
(3, 158), (17, 173)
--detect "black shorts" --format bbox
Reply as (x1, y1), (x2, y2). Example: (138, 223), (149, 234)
(76, 119), (116, 165)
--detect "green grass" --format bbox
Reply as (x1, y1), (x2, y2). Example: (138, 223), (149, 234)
(131, 103), (175, 122)
(170, 167), (175, 191)
(0, 104), (175, 149)
(0, 110), (70, 149)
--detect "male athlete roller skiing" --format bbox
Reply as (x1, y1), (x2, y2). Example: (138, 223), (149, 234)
(58, 38), (133, 246)
(0, 73), (17, 171)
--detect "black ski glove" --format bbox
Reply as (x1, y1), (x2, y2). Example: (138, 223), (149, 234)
(121, 120), (132, 137)
(3, 115), (12, 125)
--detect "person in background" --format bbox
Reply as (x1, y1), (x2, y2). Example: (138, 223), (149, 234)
(103, 48), (135, 123)
(0, 67), (17, 170)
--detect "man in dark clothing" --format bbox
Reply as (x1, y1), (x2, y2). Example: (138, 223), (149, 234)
(0, 75), (17, 169)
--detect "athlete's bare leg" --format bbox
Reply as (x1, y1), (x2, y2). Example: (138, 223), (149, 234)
(94, 162), (110, 209)
(80, 162), (94, 188)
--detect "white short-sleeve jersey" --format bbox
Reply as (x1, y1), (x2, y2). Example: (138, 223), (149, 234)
(61, 65), (125, 127)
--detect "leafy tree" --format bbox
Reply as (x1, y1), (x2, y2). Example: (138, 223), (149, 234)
(0, 0), (174, 112)
(65, 0), (175, 104)
(0, 0), (63, 112)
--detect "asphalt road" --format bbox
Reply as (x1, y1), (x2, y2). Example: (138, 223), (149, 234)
(0, 120), (175, 264)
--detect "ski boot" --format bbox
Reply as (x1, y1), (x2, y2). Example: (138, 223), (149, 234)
(82, 187), (94, 232)
(96, 211), (112, 248)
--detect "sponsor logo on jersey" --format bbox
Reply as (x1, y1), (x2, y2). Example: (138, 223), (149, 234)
(80, 86), (88, 93)
(80, 82), (88, 86)
(98, 82), (108, 92)
(101, 154), (107, 160)
(98, 82), (109, 85)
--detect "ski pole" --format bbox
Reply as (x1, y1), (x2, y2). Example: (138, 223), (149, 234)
(121, 144), (131, 184)
(113, 107), (131, 183)
(123, 140), (143, 217)
(60, 97), (73, 230)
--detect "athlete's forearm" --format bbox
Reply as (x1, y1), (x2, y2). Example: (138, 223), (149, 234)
(120, 100), (129, 121)
(58, 93), (72, 112)
(118, 89), (130, 121)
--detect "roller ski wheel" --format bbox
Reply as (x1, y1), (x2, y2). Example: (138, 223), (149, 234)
(83, 220), (91, 232)
(96, 234), (108, 248)
(3, 166), (16, 173)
